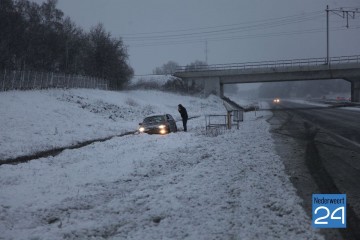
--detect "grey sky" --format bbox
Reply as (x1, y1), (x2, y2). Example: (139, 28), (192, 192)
(31, 0), (360, 76)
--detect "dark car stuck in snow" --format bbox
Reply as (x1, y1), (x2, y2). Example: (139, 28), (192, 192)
(138, 114), (178, 135)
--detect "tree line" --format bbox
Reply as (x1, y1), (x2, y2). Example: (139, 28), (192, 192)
(0, 0), (133, 90)
(152, 60), (208, 75)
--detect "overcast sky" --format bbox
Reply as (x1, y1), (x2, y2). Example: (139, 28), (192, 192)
(31, 0), (360, 76)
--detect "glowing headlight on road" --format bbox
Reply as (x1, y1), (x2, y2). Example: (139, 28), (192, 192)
(273, 98), (280, 103)
(158, 125), (166, 129)
(139, 127), (145, 132)
(160, 129), (167, 135)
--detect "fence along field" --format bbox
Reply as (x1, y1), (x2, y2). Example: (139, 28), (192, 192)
(0, 70), (108, 91)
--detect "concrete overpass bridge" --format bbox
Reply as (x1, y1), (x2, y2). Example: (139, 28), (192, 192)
(173, 55), (360, 102)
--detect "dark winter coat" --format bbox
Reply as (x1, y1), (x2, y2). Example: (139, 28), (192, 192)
(178, 104), (188, 120)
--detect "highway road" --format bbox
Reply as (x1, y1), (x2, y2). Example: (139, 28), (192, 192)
(274, 101), (360, 144)
(268, 99), (360, 240)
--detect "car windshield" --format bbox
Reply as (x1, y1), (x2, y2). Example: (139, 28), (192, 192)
(143, 115), (165, 124)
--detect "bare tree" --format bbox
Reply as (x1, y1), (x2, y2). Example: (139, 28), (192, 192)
(153, 61), (180, 75)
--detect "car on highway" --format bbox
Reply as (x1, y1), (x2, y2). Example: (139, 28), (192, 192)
(273, 97), (281, 104)
(138, 114), (178, 135)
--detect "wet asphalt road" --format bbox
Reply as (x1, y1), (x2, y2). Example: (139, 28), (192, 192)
(275, 100), (360, 144)
(269, 100), (360, 240)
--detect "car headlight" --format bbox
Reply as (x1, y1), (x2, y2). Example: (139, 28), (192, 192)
(160, 129), (167, 135)
(139, 127), (145, 132)
(158, 124), (166, 129)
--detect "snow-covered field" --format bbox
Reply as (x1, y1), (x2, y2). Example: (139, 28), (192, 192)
(0, 89), (323, 239)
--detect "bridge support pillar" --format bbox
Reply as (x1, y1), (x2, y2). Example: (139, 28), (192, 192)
(203, 77), (222, 97)
(351, 80), (360, 102)
(220, 83), (224, 98)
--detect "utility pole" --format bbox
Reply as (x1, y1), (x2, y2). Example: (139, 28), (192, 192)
(326, 6), (360, 68)
(205, 40), (208, 64)
(326, 5), (329, 68)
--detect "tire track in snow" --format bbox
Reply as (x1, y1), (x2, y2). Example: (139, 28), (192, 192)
(0, 116), (201, 166)
(0, 131), (136, 166)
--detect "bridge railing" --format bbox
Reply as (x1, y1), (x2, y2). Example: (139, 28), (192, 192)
(175, 55), (360, 72)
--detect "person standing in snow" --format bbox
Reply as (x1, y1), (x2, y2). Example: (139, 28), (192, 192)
(178, 104), (188, 132)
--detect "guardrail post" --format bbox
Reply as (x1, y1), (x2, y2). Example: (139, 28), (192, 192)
(227, 111), (232, 129)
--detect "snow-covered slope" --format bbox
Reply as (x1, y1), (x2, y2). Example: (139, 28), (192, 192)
(0, 89), (221, 160)
(0, 89), (323, 239)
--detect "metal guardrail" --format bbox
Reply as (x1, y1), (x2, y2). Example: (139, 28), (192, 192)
(175, 55), (360, 72)
(205, 115), (228, 130)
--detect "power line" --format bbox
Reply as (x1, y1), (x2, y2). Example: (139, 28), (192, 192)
(121, 8), (359, 49)
(126, 17), (324, 41)
(129, 25), (360, 48)
(120, 10), (324, 37)
(123, 14), (324, 41)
